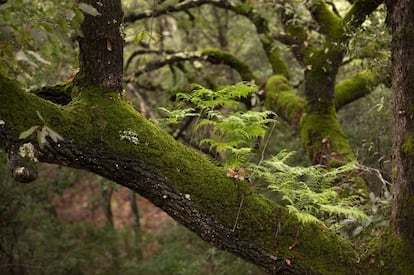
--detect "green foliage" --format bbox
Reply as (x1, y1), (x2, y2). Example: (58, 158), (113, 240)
(197, 110), (275, 167)
(134, 226), (262, 275)
(177, 82), (258, 110)
(250, 150), (367, 226)
(161, 82), (277, 167)
(332, 184), (392, 240)
(19, 111), (64, 150)
(0, 0), (80, 87)
(0, 155), (260, 275)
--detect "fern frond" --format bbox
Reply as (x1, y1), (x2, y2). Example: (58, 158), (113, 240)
(250, 152), (366, 226)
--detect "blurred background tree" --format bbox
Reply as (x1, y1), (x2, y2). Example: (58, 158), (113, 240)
(0, 0), (394, 273)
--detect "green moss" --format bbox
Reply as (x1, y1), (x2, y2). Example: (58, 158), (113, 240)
(1, 77), (368, 272)
(363, 230), (414, 274)
(264, 75), (306, 126)
(279, 221), (357, 274)
(299, 108), (355, 166)
(267, 42), (290, 77)
(402, 134), (414, 157)
(310, 0), (341, 37)
(334, 70), (378, 109)
(200, 48), (257, 83)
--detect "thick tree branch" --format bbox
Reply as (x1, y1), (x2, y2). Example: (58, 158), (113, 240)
(125, 0), (289, 76)
(0, 76), (362, 274)
(76, 0), (123, 90)
(342, 0), (384, 29)
(334, 69), (380, 110)
(307, 0), (341, 36)
(131, 48), (259, 83)
(264, 75), (305, 127)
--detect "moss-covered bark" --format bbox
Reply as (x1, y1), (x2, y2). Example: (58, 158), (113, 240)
(389, 0), (414, 251)
(334, 70), (379, 110)
(264, 74), (305, 127)
(200, 48), (259, 82)
(299, 108), (355, 167)
(0, 76), (371, 274)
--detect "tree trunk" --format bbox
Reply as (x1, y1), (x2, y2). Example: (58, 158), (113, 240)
(389, 0), (414, 249)
(77, 0), (123, 90)
(300, 51), (355, 166)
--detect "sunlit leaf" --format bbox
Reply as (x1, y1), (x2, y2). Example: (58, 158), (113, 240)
(27, 51), (51, 65)
(134, 31), (146, 45)
(45, 126), (64, 143)
(19, 126), (40, 139)
(78, 3), (101, 17)
(16, 50), (38, 68)
(37, 126), (49, 150)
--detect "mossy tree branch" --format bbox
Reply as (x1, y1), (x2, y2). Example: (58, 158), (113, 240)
(131, 48), (259, 83)
(264, 74), (306, 127)
(334, 69), (380, 110)
(124, 0), (289, 77)
(342, 0), (385, 29)
(0, 76), (363, 274)
(307, 0), (341, 36)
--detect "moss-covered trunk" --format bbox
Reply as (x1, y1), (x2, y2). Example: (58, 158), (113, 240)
(300, 51), (355, 166)
(389, 0), (414, 250)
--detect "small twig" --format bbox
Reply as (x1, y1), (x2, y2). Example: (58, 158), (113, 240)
(289, 230), (300, 250)
(232, 192), (244, 232)
(354, 163), (391, 189)
(273, 212), (282, 254)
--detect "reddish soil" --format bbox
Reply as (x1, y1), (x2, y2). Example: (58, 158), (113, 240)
(43, 164), (175, 233)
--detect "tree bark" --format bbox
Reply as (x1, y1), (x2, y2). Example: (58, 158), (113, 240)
(389, 0), (414, 249)
(77, 0), (123, 90)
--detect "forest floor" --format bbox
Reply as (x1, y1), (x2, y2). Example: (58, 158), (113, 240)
(43, 164), (175, 233)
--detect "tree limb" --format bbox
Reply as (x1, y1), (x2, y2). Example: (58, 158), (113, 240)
(0, 76), (362, 274)
(124, 0), (227, 22)
(131, 48), (259, 83)
(307, 0), (341, 36)
(342, 0), (385, 29)
(124, 0), (289, 76)
(264, 74), (305, 127)
(334, 69), (380, 110)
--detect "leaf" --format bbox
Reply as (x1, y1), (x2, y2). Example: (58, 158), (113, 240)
(134, 31), (146, 45)
(36, 111), (45, 123)
(78, 3), (101, 16)
(65, 9), (76, 20)
(106, 38), (112, 52)
(352, 226), (364, 237)
(16, 50), (38, 68)
(19, 126), (40, 139)
(45, 126), (64, 143)
(37, 126), (49, 150)
(26, 51), (51, 65)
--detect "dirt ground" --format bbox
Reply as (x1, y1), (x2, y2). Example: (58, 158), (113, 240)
(44, 164), (175, 233)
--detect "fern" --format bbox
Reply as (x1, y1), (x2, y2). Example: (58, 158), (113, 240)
(160, 83), (367, 228)
(160, 82), (277, 167)
(250, 150), (367, 226)
(176, 82), (257, 110)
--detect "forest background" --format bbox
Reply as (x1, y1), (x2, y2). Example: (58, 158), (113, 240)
(0, 0), (410, 274)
